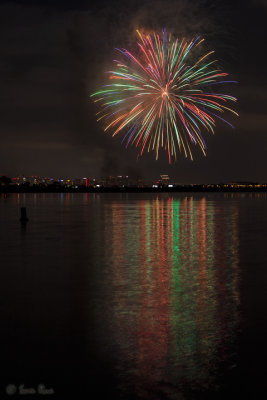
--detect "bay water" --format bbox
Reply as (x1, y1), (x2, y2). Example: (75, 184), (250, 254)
(0, 193), (266, 399)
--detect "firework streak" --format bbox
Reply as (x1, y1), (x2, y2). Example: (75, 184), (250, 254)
(91, 30), (238, 163)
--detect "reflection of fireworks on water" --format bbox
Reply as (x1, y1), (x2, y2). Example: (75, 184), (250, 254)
(91, 29), (238, 163)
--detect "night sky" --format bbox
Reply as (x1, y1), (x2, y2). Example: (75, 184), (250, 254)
(1, 0), (266, 183)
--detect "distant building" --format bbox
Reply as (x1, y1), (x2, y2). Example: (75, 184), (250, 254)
(115, 175), (130, 187)
(158, 174), (170, 186)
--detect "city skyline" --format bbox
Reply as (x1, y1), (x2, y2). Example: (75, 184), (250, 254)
(1, 173), (266, 192)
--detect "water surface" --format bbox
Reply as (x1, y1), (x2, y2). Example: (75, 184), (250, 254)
(0, 193), (266, 399)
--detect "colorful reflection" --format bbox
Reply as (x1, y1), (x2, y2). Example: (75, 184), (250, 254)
(103, 196), (239, 398)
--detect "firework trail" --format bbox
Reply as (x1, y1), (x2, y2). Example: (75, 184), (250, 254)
(91, 29), (238, 163)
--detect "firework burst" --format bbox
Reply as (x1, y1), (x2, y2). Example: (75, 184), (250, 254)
(91, 29), (238, 163)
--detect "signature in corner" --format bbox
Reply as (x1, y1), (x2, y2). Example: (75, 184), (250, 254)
(6, 383), (54, 396)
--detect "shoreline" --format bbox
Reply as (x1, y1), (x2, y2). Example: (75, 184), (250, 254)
(1, 187), (267, 193)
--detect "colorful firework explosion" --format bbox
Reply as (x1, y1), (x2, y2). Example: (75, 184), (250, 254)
(91, 29), (238, 163)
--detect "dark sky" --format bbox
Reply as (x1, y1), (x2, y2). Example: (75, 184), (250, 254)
(0, 0), (266, 183)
